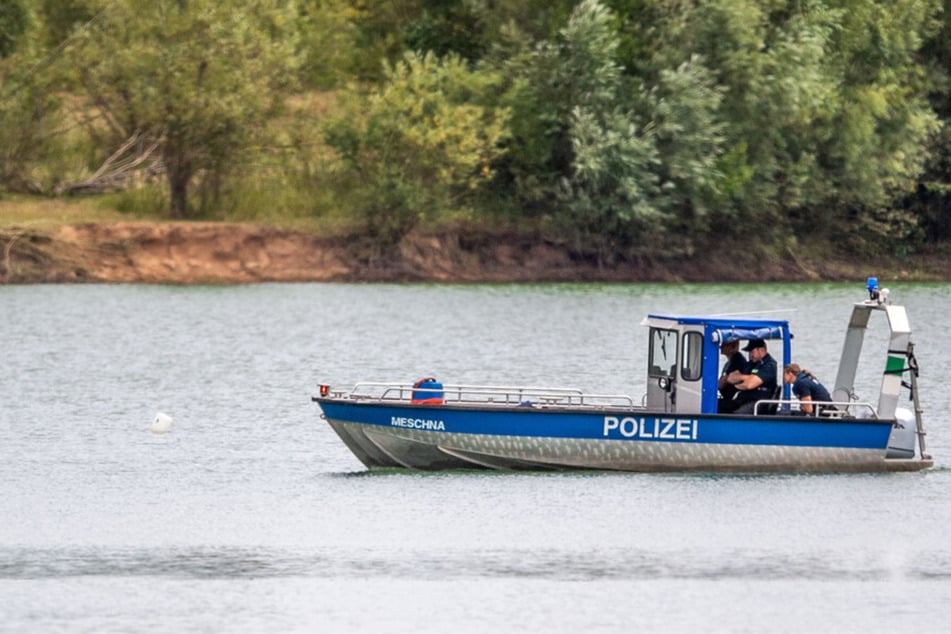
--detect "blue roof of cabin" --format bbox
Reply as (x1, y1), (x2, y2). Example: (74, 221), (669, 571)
(645, 314), (791, 343)
(647, 314), (789, 328)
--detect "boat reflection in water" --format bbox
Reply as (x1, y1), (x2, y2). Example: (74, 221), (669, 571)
(314, 279), (932, 473)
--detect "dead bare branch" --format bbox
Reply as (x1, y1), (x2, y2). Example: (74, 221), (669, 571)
(55, 134), (163, 196)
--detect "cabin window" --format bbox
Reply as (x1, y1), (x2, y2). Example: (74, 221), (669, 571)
(649, 328), (678, 378)
(681, 332), (703, 381)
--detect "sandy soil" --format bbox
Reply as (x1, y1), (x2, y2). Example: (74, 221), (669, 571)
(1, 222), (947, 284)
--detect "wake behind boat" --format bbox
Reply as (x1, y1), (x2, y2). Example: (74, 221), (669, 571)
(312, 279), (932, 473)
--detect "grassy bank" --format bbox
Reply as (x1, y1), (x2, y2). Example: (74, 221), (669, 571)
(0, 193), (337, 231)
(0, 195), (146, 228)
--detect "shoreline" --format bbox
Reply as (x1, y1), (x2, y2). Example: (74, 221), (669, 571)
(1, 221), (949, 284)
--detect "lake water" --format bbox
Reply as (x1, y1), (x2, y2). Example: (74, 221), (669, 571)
(2, 282), (950, 633)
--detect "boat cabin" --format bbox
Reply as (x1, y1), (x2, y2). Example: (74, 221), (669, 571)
(641, 314), (792, 415)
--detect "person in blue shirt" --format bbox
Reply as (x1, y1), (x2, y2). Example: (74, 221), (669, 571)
(717, 339), (747, 412)
(726, 339), (778, 415)
(783, 363), (834, 415)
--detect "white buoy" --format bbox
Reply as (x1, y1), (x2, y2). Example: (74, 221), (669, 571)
(150, 412), (173, 433)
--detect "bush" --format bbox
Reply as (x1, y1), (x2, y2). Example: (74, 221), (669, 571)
(323, 51), (510, 251)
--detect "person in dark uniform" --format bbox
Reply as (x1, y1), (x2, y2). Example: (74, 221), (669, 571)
(783, 363), (834, 415)
(717, 339), (747, 413)
(726, 339), (778, 415)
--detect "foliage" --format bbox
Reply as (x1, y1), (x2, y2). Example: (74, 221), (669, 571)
(647, 55), (728, 241)
(0, 0), (31, 58)
(401, 1), (486, 61)
(0, 69), (47, 193)
(561, 105), (664, 263)
(5, 0), (951, 261)
(902, 0), (951, 243)
(627, 0), (942, 247)
(36, 0), (92, 49)
(553, 0), (664, 263)
(297, 0), (365, 89)
(500, 1), (633, 214)
(0, 14), (69, 195)
(502, 0), (728, 260)
(323, 51), (510, 251)
(824, 1), (940, 218)
(65, 0), (301, 217)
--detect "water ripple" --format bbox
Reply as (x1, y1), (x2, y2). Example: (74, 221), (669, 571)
(3, 545), (947, 582)
(0, 546), (315, 580)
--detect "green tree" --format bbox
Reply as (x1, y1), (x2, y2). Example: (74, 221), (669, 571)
(66, 0), (300, 217)
(823, 0), (941, 248)
(0, 0), (31, 58)
(0, 61), (56, 193)
(742, 2), (843, 232)
(36, 0), (91, 49)
(501, 1), (730, 260)
(634, 0), (940, 249)
(0, 4), (65, 195)
(632, 0), (800, 234)
(334, 1), (419, 83)
(500, 0), (630, 216)
(297, 0), (365, 89)
(324, 51), (510, 250)
(554, 0), (665, 263)
(647, 55), (727, 243)
(401, 0), (486, 61)
(916, 0), (951, 241)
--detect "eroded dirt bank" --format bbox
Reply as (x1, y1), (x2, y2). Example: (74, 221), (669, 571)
(1, 222), (948, 284)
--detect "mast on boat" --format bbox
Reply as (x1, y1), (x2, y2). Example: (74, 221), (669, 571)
(832, 278), (929, 460)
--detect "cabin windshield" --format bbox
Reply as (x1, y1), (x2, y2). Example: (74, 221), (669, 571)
(649, 328), (678, 378)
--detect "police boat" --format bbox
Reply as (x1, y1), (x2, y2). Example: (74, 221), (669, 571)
(312, 279), (932, 473)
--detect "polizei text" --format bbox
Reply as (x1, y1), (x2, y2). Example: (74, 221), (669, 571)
(603, 416), (698, 440)
(391, 416), (446, 431)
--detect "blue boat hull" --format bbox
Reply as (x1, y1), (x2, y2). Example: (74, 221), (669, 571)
(316, 400), (925, 473)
